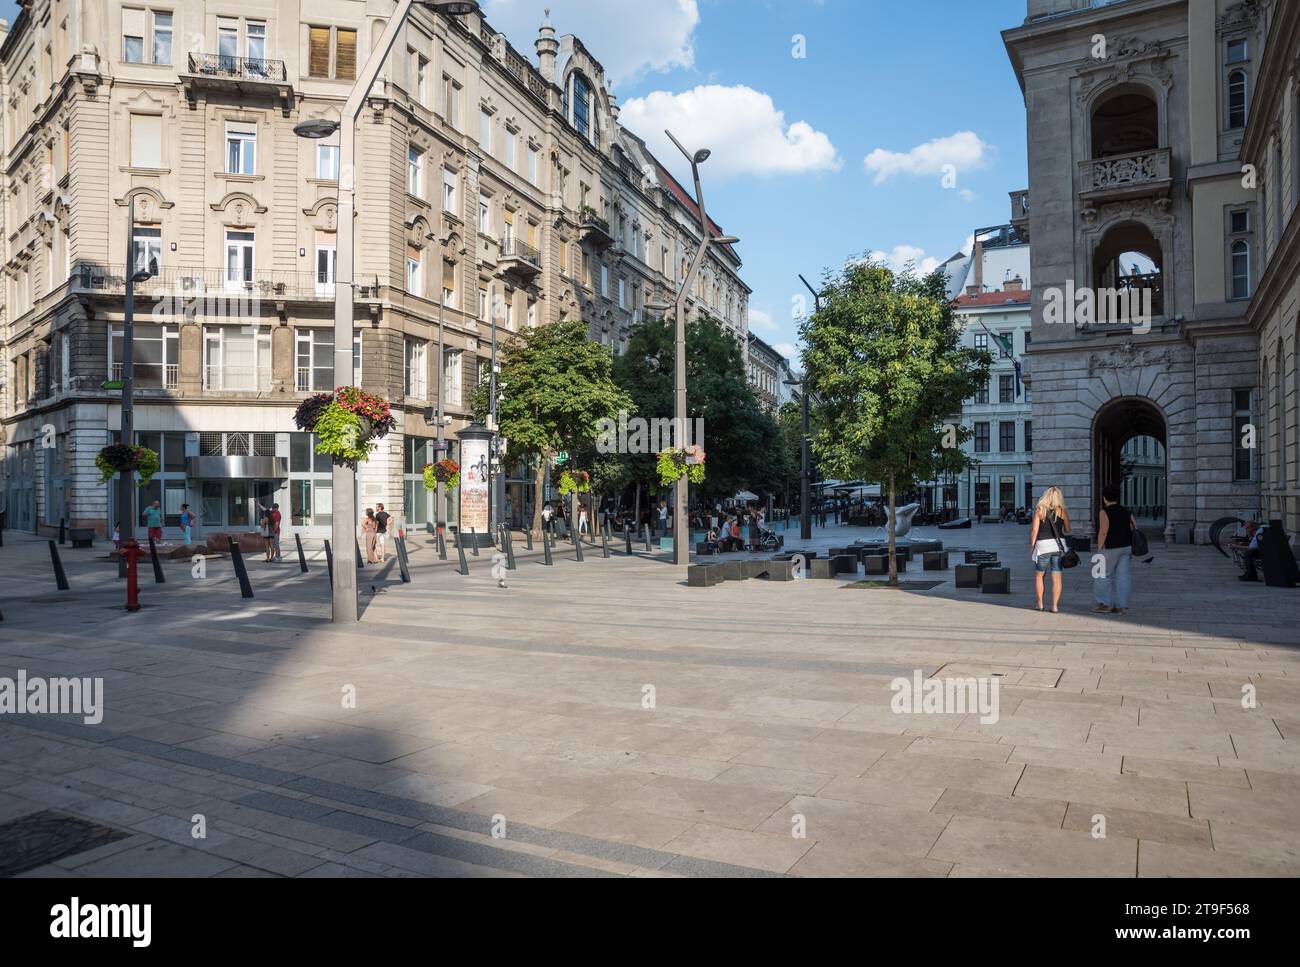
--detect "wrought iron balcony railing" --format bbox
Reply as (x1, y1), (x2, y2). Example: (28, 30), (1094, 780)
(188, 53), (287, 83)
(498, 237), (542, 269)
(72, 262), (332, 302)
(111, 362), (179, 390)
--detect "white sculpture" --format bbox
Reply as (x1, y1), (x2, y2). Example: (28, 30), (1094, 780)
(891, 503), (921, 538)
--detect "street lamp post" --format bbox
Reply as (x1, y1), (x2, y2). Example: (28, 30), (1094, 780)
(294, 0), (479, 622)
(653, 130), (738, 566)
(783, 375), (812, 541)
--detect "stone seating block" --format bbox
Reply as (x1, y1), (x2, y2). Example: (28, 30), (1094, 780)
(981, 567), (1011, 594)
(688, 564), (724, 588)
(923, 551), (949, 570)
(956, 562), (994, 588)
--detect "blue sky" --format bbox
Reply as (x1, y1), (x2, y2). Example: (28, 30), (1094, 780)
(2, 0), (1030, 362)
(487, 0), (1031, 362)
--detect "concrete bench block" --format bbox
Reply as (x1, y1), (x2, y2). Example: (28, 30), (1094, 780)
(767, 560), (798, 581)
(809, 558), (837, 579)
(721, 561), (749, 581)
(923, 551), (949, 570)
(864, 555), (888, 575)
(688, 564), (724, 587)
(981, 567), (1011, 594)
(832, 554), (857, 575)
(956, 562), (994, 588)
(964, 550), (998, 564)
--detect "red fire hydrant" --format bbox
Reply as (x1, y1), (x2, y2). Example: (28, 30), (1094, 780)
(120, 539), (144, 612)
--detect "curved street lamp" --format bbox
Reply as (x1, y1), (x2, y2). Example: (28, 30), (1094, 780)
(291, 0), (481, 622)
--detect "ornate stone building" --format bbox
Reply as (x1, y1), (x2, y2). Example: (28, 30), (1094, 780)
(1004, 0), (1270, 542)
(746, 332), (784, 413)
(0, 1), (749, 538)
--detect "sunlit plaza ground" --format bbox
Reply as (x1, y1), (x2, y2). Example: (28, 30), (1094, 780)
(1, 522), (1297, 877)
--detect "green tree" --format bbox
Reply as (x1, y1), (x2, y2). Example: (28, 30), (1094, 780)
(474, 320), (632, 537)
(800, 260), (990, 585)
(613, 314), (773, 506)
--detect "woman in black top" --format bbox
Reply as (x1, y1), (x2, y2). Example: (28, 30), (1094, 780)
(1094, 483), (1136, 614)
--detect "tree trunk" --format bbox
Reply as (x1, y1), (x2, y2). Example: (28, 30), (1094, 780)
(887, 470), (898, 587)
(531, 454), (547, 540)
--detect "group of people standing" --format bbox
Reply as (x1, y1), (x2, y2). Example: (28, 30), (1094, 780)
(706, 508), (766, 553)
(1029, 484), (1140, 614)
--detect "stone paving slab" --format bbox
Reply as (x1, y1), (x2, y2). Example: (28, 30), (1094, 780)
(1, 522), (1298, 876)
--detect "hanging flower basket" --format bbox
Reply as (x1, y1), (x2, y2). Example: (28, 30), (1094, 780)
(556, 469), (591, 496)
(293, 387), (397, 470)
(95, 444), (160, 487)
(423, 459), (461, 492)
(657, 445), (706, 487)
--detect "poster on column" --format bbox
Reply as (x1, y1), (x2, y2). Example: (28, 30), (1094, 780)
(460, 435), (489, 532)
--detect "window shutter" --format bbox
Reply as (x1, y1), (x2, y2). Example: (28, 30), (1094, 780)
(122, 8), (146, 40)
(442, 260), (455, 292)
(308, 27), (330, 77)
(336, 29), (357, 79)
(130, 114), (162, 168)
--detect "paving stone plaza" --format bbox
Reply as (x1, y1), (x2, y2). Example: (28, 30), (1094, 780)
(1, 522), (1296, 878)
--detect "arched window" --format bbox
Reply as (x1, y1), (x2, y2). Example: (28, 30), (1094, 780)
(1228, 70), (1248, 129)
(568, 72), (592, 143)
(1230, 240), (1250, 300)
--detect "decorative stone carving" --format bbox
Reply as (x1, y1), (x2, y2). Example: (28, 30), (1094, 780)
(1218, 0), (1261, 29)
(1087, 342), (1174, 376)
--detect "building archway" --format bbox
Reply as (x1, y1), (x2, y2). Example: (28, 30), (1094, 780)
(1093, 396), (1167, 537)
(1090, 85), (1160, 157)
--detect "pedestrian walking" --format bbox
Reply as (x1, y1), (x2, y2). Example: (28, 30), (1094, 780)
(374, 503), (390, 562)
(1029, 486), (1073, 613)
(578, 505), (589, 536)
(179, 504), (196, 545)
(259, 507), (276, 561)
(542, 502), (554, 533)
(143, 500), (164, 546)
(362, 509), (378, 564)
(658, 500), (669, 535)
(1094, 484), (1136, 615)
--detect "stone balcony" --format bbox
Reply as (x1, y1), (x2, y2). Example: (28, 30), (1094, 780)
(497, 237), (542, 282)
(182, 53), (293, 109)
(1077, 147), (1172, 207)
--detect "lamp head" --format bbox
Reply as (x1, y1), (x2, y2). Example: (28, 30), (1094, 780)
(293, 118), (340, 140)
(693, 149), (711, 164)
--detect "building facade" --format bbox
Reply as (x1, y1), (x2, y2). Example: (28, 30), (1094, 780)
(1005, 0), (1269, 543)
(0, 1), (749, 539)
(746, 331), (784, 413)
(1242, 0), (1299, 542)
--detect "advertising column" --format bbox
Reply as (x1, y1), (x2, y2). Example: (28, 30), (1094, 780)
(457, 423), (492, 546)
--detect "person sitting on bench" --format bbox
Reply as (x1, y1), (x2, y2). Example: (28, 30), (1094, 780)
(1238, 522), (1265, 582)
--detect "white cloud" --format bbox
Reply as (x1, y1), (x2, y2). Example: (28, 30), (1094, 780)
(748, 308), (777, 333)
(622, 86), (841, 179)
(868, 245), (942, 275)
(483, 0), (699, 84)
(863, 131), (994, 185)
(773, 342), (800, 362)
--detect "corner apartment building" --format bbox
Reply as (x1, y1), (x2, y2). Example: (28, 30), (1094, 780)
(0, 1), (750, 539)
(1004, 0), (1267, 543)
(946, 224), (1035, 519)
(746, 331), (785, 413)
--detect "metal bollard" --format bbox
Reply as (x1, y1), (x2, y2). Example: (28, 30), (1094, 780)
(58, 518), (66, 545)
(524, 527), (534, 551)
(228, 539), (254, 599)
(147, 537), (166, 584)
(542, 530), (554, 566)
(456, 535), (470, 576)
(624, 524), (633, 555)
(295, 532), (309, 573)
(643, 524), (653, 552)
(394, 536), (412, 584)
(601, 524), (611, 559)
(469, 528), (480, 556)
(48, 540), (70, 591)
(574, 528), (585, 562)
(504, 528), (517, 571)
(436, 528), (448, 560)
(324, 539), (334, 583)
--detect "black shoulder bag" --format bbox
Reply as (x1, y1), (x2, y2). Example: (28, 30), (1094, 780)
(1050, 513), (1080, 569)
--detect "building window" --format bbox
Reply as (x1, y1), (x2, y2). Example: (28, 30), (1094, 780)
(999, 374), (1014, 403)
(1227, 69), (1248, 129)
(974, 380), (989, 405)
(406, 247), (422, 295)
(203, 325), (271, 391)
(1227, 38), (1248, 64)
(405, 338), (427, 399)
(1233, 389), (1253, 481)
(443, 349), (463, 406)
(504, 127), (517, 171)
(110, 323), (179, 389)
(480, 109), (492, 153)
(973, 333), (988, 353)
(1230, 240), (1251, 300)
(224, 230), (254, 290)
(131, 226), (161, 276)
(225, 123), (256, 175)
(600, 264), (609, 298)
(246, 21), (266, 61)
(567, 72), (594, 144)
(296, 330), (361, 392)
(443, 76), (462, 128)
(1024, 420), (1033, 453)
(308, 26), (357, 80)
(478, 286), (489, 321)
(974, 422), (990, 453)
(407, 144), (424, 197)
(413, 52), (429, 106)
(130, 114), (162, 168)
(478, 193), (490, 234)
(528, 145), (539, 186)
(123, 9), (172, 65)
(315, 243), (336, 296)
(999, 421), (1016, 453)
(442, 168), (458, 213)
(442, 260), (457, 307)
(317, 143), (340, 180)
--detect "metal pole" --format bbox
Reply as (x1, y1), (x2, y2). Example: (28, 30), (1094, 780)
(325, 0), (419, 623)
(489, 289), (498, 534)
(119, 197), (137, 552)
(800, 385), (812, 541)
(436, 277), (445, 548)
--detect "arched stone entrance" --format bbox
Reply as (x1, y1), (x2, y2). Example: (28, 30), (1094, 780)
(1093, 396), (1168, 540)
